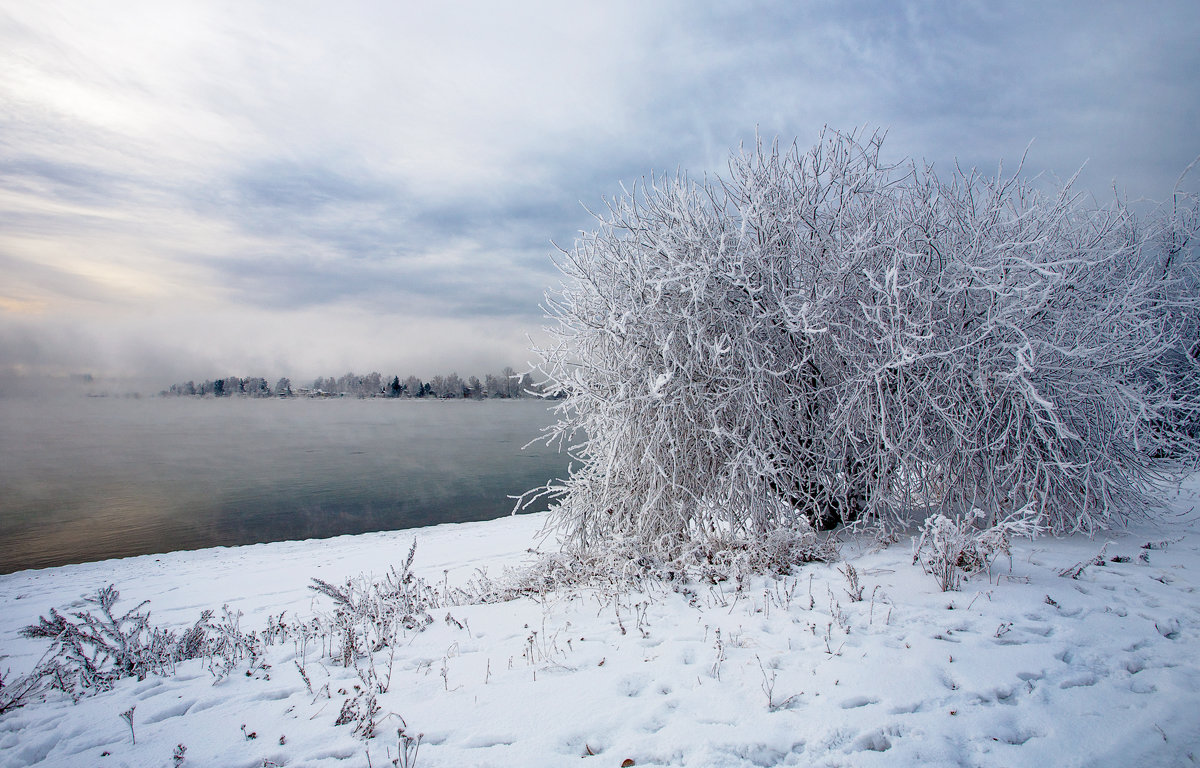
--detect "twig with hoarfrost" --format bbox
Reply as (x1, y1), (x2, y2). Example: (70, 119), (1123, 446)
(756, 654), (798, 711)
(0, 665), (48, 715)
(1058, 543), (1110, 579)
(120, 706), (136, 744)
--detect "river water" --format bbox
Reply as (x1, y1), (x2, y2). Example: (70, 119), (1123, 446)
(0, 396), (570, 573)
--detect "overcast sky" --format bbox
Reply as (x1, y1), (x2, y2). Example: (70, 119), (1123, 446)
(2, 1), (1197, 388)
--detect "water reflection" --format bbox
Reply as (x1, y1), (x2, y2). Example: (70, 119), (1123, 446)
(0, 397), (568, 572)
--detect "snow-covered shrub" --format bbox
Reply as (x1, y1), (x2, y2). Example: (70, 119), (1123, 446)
(203, 606), (270, 682)
(307, 540), (439, 667)
(18, 585), (244, 698)
(531, 129), (1199, 561)
(913, 510), (1042, 591)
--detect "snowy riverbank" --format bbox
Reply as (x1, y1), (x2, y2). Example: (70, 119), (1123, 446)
(2, 486), (1199, 768)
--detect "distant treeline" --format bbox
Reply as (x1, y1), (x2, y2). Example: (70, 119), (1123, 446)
(162, 368), (559, 399)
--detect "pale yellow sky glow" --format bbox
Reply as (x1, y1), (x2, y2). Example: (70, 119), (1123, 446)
(0, 296), (47, 314)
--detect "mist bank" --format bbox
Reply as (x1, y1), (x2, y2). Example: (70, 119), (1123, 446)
(0, 367), (564, 400)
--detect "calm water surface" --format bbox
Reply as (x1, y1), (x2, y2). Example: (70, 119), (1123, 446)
(0, 397), (569, 573)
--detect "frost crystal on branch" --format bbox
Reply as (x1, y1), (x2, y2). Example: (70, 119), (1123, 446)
(530, 129), (1199, 560)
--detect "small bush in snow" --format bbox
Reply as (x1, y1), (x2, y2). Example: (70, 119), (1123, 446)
(531, 128), (1200, 564)
(307, 540), (439, 668)
(21, 585), (195, 697)
(19, 585), (265, 700)
(913, 510), (1041, 591)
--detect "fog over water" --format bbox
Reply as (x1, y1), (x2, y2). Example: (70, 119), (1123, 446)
(0, 397), (569, 573)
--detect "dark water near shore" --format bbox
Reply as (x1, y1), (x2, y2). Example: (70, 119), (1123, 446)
(0, 397), (569, 573)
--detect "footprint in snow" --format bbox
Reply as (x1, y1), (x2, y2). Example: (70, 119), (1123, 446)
(851, 727), (898, 753)
(992, 725), (1041, 745)
(141, 699), (195, 724)
(15, 736), (57, 765)
(991, 685), (1017, 704)
(839, 695), (878, 709)
(639, 716), (666, 734)
(888, 701), (922, 715)
(1058, 673), (1098, 689)
(618, 676), (646, 697)
(461, 733), (515, 748)
(1155, 617), (1181, 639)
(185, 697), (223, 715)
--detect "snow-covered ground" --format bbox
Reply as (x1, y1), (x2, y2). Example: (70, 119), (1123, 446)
(2, 483), (1199, 768)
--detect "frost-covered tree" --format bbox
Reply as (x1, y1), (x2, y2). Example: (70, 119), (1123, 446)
(501, 366), (520, 398)
(429, 373), (465, 399)
(336, 372), (362, 396)
(531, 129), (1200, 558)
(403, 376), (424, 398)
(484, 373), (507, 398)
(361, 371), (384, 397)
(243, 377), (271, 397)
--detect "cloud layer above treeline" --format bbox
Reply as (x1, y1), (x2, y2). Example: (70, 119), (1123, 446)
(2, 1), (1197, 386)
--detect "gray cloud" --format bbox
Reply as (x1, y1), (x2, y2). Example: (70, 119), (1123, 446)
(1, 1), (1197, 387)
(229, 162), (388, 213)
(0, 157), (133, 206)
